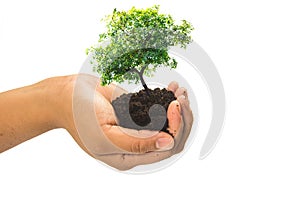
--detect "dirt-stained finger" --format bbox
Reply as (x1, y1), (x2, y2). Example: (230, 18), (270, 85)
(167, 100), (182, 136)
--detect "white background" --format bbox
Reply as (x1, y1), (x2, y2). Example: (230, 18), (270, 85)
(1, 0), (300, 199)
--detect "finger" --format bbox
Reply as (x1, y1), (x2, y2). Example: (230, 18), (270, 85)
(102, 125), (174, 154)
(116, 127), (162, 138)
(167, 81), (179, 93)
(175, 87), (188, 100)
(177, 95), (193, 123)
(174, 95), (193, 153)
(167, 100), (182, 136)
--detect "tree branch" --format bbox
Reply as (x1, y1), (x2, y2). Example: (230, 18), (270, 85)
(131, 67), (149, 91)
(140, 65), (147, 75)
(131, 68), (140, 74)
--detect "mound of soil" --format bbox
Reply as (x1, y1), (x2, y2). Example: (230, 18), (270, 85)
(112, 88), (176, 133)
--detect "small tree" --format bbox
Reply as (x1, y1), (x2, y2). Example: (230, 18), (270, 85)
(87, 5), (193, 90)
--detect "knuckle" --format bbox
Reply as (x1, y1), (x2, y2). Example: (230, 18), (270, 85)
(130, 140), (148, 153)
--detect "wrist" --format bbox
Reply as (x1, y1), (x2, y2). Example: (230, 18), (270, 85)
(37, 75), (77, 131)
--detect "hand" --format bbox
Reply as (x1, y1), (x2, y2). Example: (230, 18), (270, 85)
(61, 74), (193, 170)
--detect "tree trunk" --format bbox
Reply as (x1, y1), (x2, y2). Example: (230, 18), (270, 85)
(140, 65), (149, 91)
(139, 72), (149, 91)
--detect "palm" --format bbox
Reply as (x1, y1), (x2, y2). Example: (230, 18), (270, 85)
(70, 74), (193, 170)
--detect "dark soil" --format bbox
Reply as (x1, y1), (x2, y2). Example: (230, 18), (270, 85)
(112, 88), (176, 133)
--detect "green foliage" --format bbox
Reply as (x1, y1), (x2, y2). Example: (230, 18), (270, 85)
(87, 5), (193, 85)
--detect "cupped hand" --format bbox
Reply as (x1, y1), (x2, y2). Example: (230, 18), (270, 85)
(64, 74), (193, 170)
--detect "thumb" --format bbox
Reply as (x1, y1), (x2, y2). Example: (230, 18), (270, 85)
(102, 125), (174, 153)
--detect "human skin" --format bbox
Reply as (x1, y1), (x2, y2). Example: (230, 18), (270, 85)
(0, 74), (193, 170)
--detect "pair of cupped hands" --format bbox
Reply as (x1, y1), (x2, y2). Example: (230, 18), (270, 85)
(67, 75), (193, 170)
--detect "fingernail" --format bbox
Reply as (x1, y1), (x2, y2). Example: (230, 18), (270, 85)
(156, 138), (174, 150)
